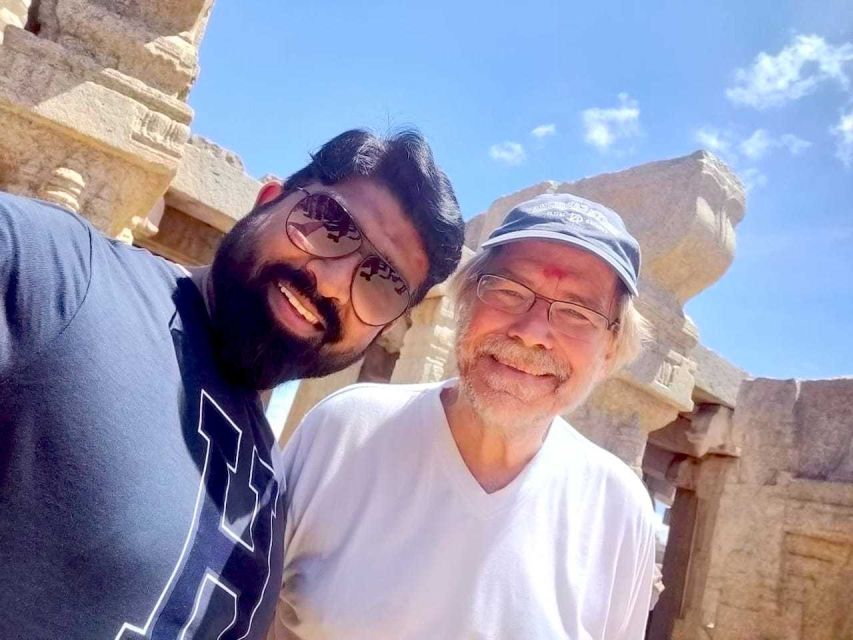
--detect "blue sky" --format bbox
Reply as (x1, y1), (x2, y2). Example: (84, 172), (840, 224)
(189, 0), (853, 380)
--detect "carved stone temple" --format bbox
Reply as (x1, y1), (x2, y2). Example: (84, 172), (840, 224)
(2, 3), (851, 638)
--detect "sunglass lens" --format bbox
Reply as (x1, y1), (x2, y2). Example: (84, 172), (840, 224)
(287, 194), (361, 258)
(352, 255), (410, 326)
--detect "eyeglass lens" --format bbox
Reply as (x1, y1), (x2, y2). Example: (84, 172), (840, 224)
(352, 256), (410, 326)
(286, 193), (411, 326)
(286, 193), (361, 257)
(477, 274), (605, 339)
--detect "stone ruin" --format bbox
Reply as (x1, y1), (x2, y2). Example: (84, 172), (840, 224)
(0, 0), (258, 251)
(1, 3), (851, 638)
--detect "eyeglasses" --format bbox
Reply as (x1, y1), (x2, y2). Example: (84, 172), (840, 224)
(284, 187), (411, 326)
(476, 274), (617, 341)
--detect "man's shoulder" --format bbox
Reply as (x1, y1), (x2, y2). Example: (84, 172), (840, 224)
(313, 381), (439, 414)
(0, 190), (177, 277)
(552, 417), (654, 521)
(0, 191), (93, 245)
(289, 381), (441, 449)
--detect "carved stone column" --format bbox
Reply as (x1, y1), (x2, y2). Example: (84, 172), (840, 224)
(390, 282), (459, 384)
(569, 378), (684, 473)
(0, 0), (214, 237)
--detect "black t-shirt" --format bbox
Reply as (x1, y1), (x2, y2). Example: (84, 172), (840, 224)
(0, 192), (285, 639)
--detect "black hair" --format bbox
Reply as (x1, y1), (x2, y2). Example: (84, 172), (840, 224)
(281, 128), (464, 303)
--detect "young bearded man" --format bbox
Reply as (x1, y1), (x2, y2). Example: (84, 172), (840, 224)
(274, 193), (655, 640)
(0, 129), (464, 639)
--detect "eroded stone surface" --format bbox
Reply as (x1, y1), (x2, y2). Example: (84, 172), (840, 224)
(0, 0), (29, 44)
(167, 135), (261, 233)
(0, 0), (207, 238)
(672, 377), (853, 640)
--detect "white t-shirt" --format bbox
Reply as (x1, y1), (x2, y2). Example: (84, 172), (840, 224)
(272, 381), (656, 640)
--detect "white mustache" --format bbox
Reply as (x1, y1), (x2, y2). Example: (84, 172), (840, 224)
(474, 336), (569, 381)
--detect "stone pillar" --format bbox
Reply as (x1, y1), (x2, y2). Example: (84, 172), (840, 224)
(276, 359), (365, 446)
(672, 377), (853, 640)
(568, 377), (686, 473)
(390, 282), (458, 384)
(0, 0), (214, 237)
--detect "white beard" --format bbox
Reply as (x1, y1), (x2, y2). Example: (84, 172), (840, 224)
(455, 330), (605, 435)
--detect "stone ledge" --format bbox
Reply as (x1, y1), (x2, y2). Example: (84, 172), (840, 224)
(167, 134), (261, 232)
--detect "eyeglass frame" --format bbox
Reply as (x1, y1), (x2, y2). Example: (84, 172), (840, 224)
(475, 273), (620, 335)
(282, 185), (412, 326)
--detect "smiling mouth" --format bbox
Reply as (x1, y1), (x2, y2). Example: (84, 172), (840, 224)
(489, 355), (557, 379)
(276, 282), (324, 330)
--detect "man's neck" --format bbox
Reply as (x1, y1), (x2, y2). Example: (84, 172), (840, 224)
(187, 265), (214, 318)
(185, 265), (267, 404)
(440, 384), (552, 494)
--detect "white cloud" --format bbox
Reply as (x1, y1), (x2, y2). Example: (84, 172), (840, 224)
(693, 127), (811, 189)
(694, 127), (736, 158)
(740, 167), (768, 192)
(726, 34), (853, 109)
(581, 93), (640, 151)
(531, 123), (557, 138)
(778, 133), (812, 155)
(739, 129), (772, 159)
(739, 129), (811, 159)
(831, 109), (853, 168)
(489, 141), (526, 165)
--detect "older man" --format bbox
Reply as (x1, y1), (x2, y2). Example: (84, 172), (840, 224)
(274, 193), (655, 640)
(0, 129), (464, 639)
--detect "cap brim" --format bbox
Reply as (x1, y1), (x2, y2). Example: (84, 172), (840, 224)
(480, 230), (639, 296)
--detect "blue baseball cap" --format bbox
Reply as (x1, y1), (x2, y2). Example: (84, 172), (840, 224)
(481, 193), (641, 295)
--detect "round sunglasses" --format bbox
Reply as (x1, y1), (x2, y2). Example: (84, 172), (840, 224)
(284, 187), (411, 326)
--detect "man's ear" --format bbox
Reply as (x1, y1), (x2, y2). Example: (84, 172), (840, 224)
(255, 180), (285, 207)
(601, 329), (620, 376)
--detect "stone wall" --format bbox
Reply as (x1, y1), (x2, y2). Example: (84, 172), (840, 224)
(672, 377), (853, 640)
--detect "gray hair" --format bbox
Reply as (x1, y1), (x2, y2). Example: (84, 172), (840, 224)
(451, 245), (651, 374)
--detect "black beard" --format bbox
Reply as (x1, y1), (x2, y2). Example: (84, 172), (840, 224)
(208, 212), (363, 390)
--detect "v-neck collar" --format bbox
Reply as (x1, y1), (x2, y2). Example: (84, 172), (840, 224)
(429, 379), (559, 519)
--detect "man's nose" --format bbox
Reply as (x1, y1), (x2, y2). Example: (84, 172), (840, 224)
(305, 253), (362, 305)
(506, 299), (554, 350)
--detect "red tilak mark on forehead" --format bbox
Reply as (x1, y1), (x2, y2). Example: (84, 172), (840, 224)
(541, 265), (569, 279)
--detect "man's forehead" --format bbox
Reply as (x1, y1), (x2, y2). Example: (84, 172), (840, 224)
(330, 178), (428, 284)
(492, 240), (618, 303)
